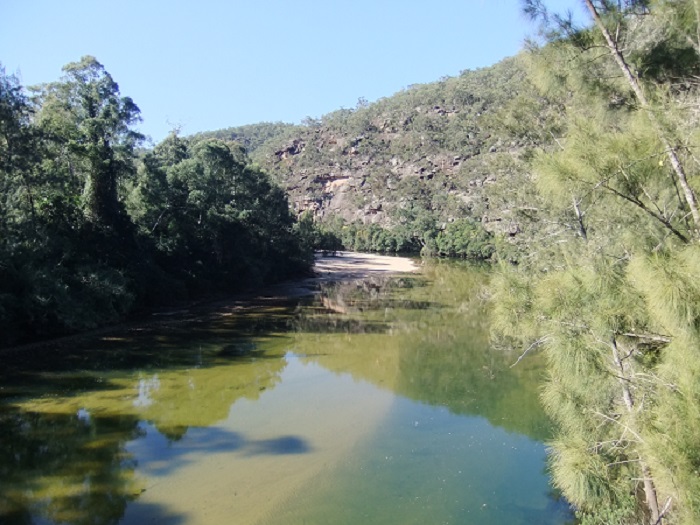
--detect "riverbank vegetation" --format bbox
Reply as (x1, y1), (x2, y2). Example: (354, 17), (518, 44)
(3, 1), (700, 522)
(491, 1), (700, 524)
(0, 57), (311, 347)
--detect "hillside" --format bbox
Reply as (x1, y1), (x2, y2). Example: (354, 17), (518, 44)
(190, 121), (302, 157)
(200, 55), (563, 258)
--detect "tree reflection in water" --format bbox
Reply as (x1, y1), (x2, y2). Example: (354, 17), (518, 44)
(0, 304), (294, 524)
(0, 260), (561, 525)
(293, 261), (552, 440)
(0, 407), (142, 525)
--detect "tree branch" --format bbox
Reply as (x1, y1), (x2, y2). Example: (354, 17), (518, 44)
(584, 0), (700, 239)
(510, 336), (549, 368)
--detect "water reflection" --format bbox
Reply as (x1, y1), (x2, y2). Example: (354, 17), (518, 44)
(0, 306), (295, 523)
(0, 260), (568, 524)
(126, 423), (311, 478)
(0, 407), (142, 525)
(294, 261), (551, 440)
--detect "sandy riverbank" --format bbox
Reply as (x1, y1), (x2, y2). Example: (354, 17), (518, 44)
(313, 251), (419, 279)
(248, 251), (419, 300)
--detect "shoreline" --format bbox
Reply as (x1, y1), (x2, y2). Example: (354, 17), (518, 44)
(0, 252), (420, 356)
(6, 252), (419, 523)
(313, 250), (419, 280)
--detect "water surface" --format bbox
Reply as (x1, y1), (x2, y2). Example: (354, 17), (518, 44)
(0, 261), (572, 524)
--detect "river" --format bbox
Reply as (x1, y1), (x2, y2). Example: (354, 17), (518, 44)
(0, 259), (573, 524)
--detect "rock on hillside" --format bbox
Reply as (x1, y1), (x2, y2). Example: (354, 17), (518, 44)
(210, 55), (562, 241)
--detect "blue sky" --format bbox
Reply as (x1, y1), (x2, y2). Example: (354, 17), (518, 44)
(1, 0), (585, 144)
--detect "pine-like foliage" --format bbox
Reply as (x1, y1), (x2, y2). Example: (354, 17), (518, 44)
(492, 2), (700, 523)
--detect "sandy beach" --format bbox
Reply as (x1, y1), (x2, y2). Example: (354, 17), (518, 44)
(256, 251), (420, 299)
(313, 251), (419, 279)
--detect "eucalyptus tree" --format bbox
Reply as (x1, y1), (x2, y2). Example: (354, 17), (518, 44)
(35, 56), (143, 231)
(129, 135), (310, 291)
(0, 66), (39, 228)
(0, 67), (39, 345)
(0, 59), (145, 345)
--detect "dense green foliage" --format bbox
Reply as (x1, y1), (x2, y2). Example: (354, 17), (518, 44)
(189, 121), (302, 158)
(492, 2), (700, 524)
(0, 57), (311, 347)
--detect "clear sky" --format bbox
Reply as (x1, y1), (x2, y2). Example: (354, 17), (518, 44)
(1, 0), (584, 144)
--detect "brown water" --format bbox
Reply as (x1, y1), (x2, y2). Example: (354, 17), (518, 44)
(0, 261), (572, 524)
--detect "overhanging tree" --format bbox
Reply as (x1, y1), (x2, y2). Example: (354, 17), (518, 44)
(525, 0), (700, 243)
(494, 2), (700, 524)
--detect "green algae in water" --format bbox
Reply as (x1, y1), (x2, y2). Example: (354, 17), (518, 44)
(0, 260), (573, 525)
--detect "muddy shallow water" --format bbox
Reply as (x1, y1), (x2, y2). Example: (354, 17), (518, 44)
(0, 259), (572, 524)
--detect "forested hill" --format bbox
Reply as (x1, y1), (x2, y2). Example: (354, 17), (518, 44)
(198, 55), (563, 259)
(190, 121), (302, 158)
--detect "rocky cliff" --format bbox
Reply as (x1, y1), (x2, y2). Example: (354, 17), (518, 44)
(199, 55), (561, 247)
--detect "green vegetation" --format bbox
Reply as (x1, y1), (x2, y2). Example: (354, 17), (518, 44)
(491, 2), (700, 524)
(190, 121), (302, 157)
(3, 2), (700, 522)
(0, 56), (311, 347)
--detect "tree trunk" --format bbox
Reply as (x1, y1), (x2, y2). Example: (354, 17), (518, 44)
(584, 0), (700, 240)
(611, 336), (661, 525)
(572, 194), (587, 240)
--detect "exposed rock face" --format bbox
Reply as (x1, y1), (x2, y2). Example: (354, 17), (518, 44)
(243, 56), (553, 237)
(275, 139), (305, 160)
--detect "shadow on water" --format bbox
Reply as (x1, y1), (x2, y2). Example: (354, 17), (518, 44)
(0, 301), (295, 375)
(130, 424), (312, 476)
(0, 303), (297, 403)
(245, 435), (311, 456)
(0, 397), (312, 524)
(0, 373), (123, 402)
(116, 502), (188, 525)
(294, 316), (392, 334)
(1, 502), (187, 525)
